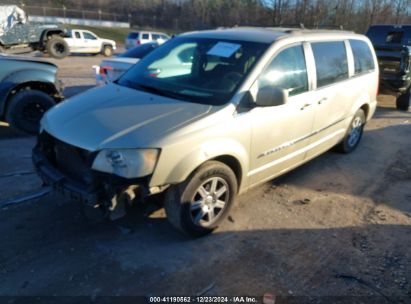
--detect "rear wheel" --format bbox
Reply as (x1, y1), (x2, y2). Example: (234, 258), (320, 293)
(335, 109), (366, 153)
(5, 89), (56, 135)
(46, 35), (69, 59)
(396, 90), (410, 111)
(102, 45), (113, 57)
(164, 161), (238, 237)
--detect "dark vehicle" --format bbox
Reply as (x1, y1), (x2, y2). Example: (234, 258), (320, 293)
(0, 55), (63, 134)
(366, 25), (411, 111)
(94, 42), (159, 85)
(0, 5), (69, 59)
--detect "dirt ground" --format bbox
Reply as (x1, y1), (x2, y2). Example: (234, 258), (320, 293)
(0, 54), (410, 303)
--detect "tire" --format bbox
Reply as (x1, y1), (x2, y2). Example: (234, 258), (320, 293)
(5, 89), (56, 135)
(396, 91), (410, 111)
(102, 45), (113, 57)
(335, 109), (366, 153)
(46, 35), (69, 59)
(164, 161), (238, 237)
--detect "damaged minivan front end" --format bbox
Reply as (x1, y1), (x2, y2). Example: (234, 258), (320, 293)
(32, 131), (159, 219)
(31, 81), (212, 220)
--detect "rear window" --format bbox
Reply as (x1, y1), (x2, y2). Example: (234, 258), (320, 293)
(366, 26), (411, 46)
(120, 43), (159, 59)
(312, 41), (349, 87)
(127, 32), (139, 39)
(349, 40), (375, 75)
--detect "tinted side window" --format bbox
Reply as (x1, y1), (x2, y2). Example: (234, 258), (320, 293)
(152, 34), (160, 40)
(142, 33), (150, 40)
(120, 43), (158, 59)
(349, 40), (375, 75)
(259, 45), (308, 97)
(128, 32), (139, 39)
(312, 41), (348, 87)
(74, 31), (81, 39)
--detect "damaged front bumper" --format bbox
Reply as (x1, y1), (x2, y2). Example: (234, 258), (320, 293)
(32, 136), (150, 219)
(32, 146), (100, 206)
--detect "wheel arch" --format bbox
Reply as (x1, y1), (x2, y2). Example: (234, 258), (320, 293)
(211, 155), (243, 190)
(100, 43), (114, 53)
(1, 81), (59, 119)
(149, 140), (249, 194)
(40, 29), (66, 48)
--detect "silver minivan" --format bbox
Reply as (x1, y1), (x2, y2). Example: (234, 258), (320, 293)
(33, 28), (378, 237)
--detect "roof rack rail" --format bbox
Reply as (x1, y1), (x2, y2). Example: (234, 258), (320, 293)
(272, 23), (305, 29)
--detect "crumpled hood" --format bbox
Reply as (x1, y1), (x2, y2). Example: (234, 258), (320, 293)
(42, 84), (211, 151)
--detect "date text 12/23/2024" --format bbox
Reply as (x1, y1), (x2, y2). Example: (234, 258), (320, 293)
(148, 296), (263, 303)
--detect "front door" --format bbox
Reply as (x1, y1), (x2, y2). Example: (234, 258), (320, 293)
(82, 31), (101, 53)
(249, 44), (316, 186)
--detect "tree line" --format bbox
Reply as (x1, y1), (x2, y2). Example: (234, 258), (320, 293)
(8, 0), (411, 33)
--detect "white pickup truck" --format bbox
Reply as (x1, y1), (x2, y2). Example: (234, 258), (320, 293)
(65, 29), (116, 56)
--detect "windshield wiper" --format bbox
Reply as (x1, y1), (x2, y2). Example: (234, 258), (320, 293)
(118, 79), (175, 98)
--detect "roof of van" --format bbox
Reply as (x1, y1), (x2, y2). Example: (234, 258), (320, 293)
(181, 27), (358, 44)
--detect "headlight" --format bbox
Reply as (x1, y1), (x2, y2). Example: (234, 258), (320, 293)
(92, 149), (159, 178)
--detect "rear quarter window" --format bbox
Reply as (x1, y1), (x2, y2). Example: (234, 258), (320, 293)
(311, 41), (349, 87)
(142, 33), (150, 40)
(349, 40), (375, 75)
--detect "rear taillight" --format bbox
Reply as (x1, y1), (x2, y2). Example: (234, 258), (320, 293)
(100, 66), (113, 75)
(147, 68), (161, 77)
(136, 39), (141, 45)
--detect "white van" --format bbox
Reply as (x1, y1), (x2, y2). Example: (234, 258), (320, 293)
(34, 28), (378, 237)
(125, 31), (170, 49)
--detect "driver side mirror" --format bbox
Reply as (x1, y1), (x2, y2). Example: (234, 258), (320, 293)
(256, 86), (288, 107)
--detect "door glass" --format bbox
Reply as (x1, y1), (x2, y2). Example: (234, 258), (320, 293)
(152, 34), (160, 40)
(258, 45), (308, 97)
(312, 41), (348, 87)
(74, 31), (81, 39)
(142, 33), (150, 40)
(83, 32), (97, 40)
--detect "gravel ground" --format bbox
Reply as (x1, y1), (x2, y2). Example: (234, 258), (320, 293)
(0, 54), (410, 303)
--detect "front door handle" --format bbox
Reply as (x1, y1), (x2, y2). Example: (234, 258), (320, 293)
(300, 102), (313, 110)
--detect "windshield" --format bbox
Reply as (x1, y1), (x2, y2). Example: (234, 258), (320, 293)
(119, 42), (159, 59)
(118, 37), (269, 105)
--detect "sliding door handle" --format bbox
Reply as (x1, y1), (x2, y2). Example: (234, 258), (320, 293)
(317, 97), (328, 105)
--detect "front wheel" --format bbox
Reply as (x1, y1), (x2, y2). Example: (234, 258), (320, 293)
(5, 89), (56, 134)
(46, 35), (69, 59)
(102, 45), (113, 57)
(396, 91), (410, 111)
(335, 109), (366, 153)
(164, 161), (238, 237)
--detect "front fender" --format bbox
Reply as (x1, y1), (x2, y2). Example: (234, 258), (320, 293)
(150, 138), (249, 193)
(0, 69), (56, 116)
